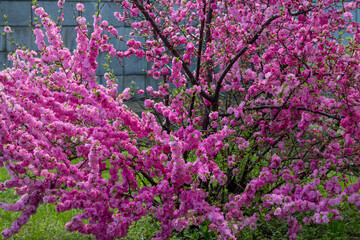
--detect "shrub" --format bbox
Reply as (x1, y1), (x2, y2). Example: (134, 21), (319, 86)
(1, 0), (360, 239)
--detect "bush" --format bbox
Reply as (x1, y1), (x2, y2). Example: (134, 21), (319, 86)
(1, 0), (360, 239)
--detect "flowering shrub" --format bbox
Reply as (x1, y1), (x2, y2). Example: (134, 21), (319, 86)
(1, 0), (360, 239)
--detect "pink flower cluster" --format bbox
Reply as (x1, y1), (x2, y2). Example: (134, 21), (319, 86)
(1, 0), (360, 239)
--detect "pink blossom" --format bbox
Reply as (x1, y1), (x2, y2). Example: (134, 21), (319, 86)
(77, 17), (86, 25)
(285, 73), (299, 89)
(101, 20), (108, 27)
(1, 1), (360, 239)
(34, 7), (45, 16)
(146, 86), (153, 93)
(121, 88), (131, 100)
(209, 112), (219, 120)
(144, 99), (154, 108)
(244, 69), (257, 82)
(76, 3), (84, 11)
(344, 12), (353, 20)
(161, 67), (169, 75)
(211, 121), (218, 128)
(3, 26), (11, 33)
(2, 229), (11, 239)
(57, 0), (65, 9)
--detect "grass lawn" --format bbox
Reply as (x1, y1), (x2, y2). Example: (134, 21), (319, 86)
(0, 168), (94, 240)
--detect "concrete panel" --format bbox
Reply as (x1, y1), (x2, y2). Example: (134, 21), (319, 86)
(124, 74), (146, 92)
(5, 27), (35, 51)
(124, 55), (147, 75)
(96, 75), (103, 86)
(0, 33), (6, 52)
(115, 75), (125, 92)
(146, 77), (160, 91)
(34, 1), (124, 27)
(61, 26), (78, 50)
(111, 59), (125, 76)
(94, 53), (105, 76)
(35, 1), (97, 26)
(0, 52), (12, 70)
(108, 26), (129, 51)
(36, 0), (97, 2)
(97, 1), (124, 27)
(189, 59), (197, 72)
(0, 1), (32, 26)
(96, 52), (124, 76)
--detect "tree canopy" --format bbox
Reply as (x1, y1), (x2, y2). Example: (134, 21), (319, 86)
(1, 0), (360, 239)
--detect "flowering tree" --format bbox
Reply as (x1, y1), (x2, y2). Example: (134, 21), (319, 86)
(1, 0), (360, 239)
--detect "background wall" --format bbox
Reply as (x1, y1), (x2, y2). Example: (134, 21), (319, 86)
(0, 0), (152, 93)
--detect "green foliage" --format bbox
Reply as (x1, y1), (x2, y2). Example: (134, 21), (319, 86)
(170, 221), (217, 240)
(123, 215), (160, 240)
(182, 223), (217, 240)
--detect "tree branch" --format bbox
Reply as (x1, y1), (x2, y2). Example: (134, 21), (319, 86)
(245, 105), (342, 120)
(132, 0), (212, 101)
(212, 14), (280, 102)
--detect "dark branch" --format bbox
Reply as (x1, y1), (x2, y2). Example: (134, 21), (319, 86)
(245, 105), (342, 120)
(132, 0), (212, 102)
(212, 15), (280, 102)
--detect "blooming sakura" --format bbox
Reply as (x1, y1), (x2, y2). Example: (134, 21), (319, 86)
(1, 0), (360, 239)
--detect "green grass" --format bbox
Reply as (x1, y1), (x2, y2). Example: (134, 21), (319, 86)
(0, 205), (94, 240)
(0, 168), (94, 240)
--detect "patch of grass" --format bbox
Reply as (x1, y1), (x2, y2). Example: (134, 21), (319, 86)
(0, 168), (94, 240)
(0, 205), (94, 240)
(123, 215), (160, 240)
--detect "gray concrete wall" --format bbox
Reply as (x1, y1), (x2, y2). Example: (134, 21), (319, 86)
(0, 0), (151, 93)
